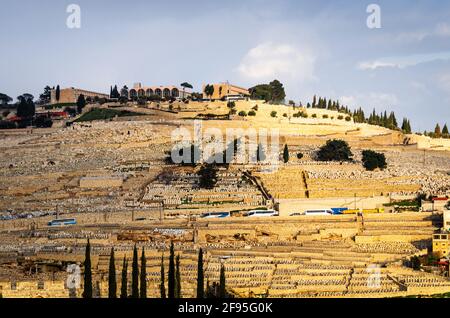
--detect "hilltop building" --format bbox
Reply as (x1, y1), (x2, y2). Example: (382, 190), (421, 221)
(129, 83), (191, 100)
(50, 87), (109, 105)
(433, 233), (450, 258)
(202, 83), (250, 101)
(445, 210), (450, 232)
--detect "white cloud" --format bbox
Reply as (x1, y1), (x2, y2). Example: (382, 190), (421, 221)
(237, 42), (316, 82)
(438, 74), (450, 93)
(435, 23), (450, 37)
(395, 23), (450, 44)
(340, 93), (398, 110)
(358, 51), (450, 70)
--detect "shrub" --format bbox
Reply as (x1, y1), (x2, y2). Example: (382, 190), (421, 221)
(227, 101), (236, 108)
(248, 110), (256, 116)
(345, 116), (352, 121)
(338, 115), (344, 120)
(362, 150), (387, 171)
(252, 105), (258, 111)
(283, 113), (288, 117)
(238, 111), (247, 117)
(297, 153), (304, 160)
(312, 114), (317, 118)
(270, 111), (277, 118)
(323, 114), (329, 119)
(317, 139), (353, 162)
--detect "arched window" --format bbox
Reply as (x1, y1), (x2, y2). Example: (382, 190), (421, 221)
(155, 89), (162, 97)
(163, 88), (171, 98)
(138, 89), (145, 97)
(146, 89), (154, 97)
(171, 88), (179, 98)
(129, 89), (137, 98)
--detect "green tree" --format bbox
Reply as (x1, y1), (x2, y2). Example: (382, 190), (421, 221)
(197, 248), (204, 298)
(269, 79), (286, 104)
(0, 93), (12, 105)
(204, 84), (215, 99)
(82, 239), (93, 298)
(108, 247), (117, 298)
(140, 247), (147, 298)
(76, 94), (86, 114)
(168, 242), (175, 298)
(249, 84), (272, 102)
(198, 164), (218, 189)
(435, 123), (442, 137)
(131, 244), (139, 298)
(411, 256), (421, 270)
(317, 139), (353, 162)
(39, 86), (52, 104)
(219, 264), (226, 298)
(111, 85), (120, 99)
(270, 111), (277, 118)
(16, 94), (35, 120)
(175, 254), (181, 298)
(442, 124), (449, 136)
(362, 150), (387, 171)
(181, 82), (193, 98)
(401, 118), (412, 134)
(160, 255), (166, 298)
(120, 257), (128, 298)
(283, 144), (289, 163)
(120, 85), (129, 99)
(55, 85), (60, 102)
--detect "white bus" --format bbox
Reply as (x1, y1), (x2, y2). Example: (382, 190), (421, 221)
(200, 212), (231, 219)
(243, 210), (278, 218)
(304, 209), (333, 216)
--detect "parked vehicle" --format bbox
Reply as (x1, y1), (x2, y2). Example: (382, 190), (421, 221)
(244, 210), (278, 217)
(48, 218), (77, 227)
(200, 212), (231, 219)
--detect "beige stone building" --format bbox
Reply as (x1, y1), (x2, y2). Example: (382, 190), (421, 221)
(444, 210), (450, 232)
(433, 233), (450, 258)
(50, 87), (109, 104)
(129, 83), (191, 99)
(202, 82), (250, 100)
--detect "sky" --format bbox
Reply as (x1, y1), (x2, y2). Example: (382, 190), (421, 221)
(1, 0), (450, 131)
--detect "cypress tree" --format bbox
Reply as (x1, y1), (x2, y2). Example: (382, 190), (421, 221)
(442, 124), (449, 135)
(283, 144), (289, 163)
(160, 255), (166, 298)
(108, 247), (117, 298)
(435, 124), (442, 137)
(168, 241), (175, 298)
(140, 247), (147, 298)
(120, 257), (128, 298)
(131, 244), (139, 298)
(82, 239), (93, 298)
(55, 85), (60, 102)
(196, 248), (204, 298)
(219, 264), (226, 298)
(257, 143), (266, 162)
(175, 254), (181, 298)
(76, 94), (86, 114)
